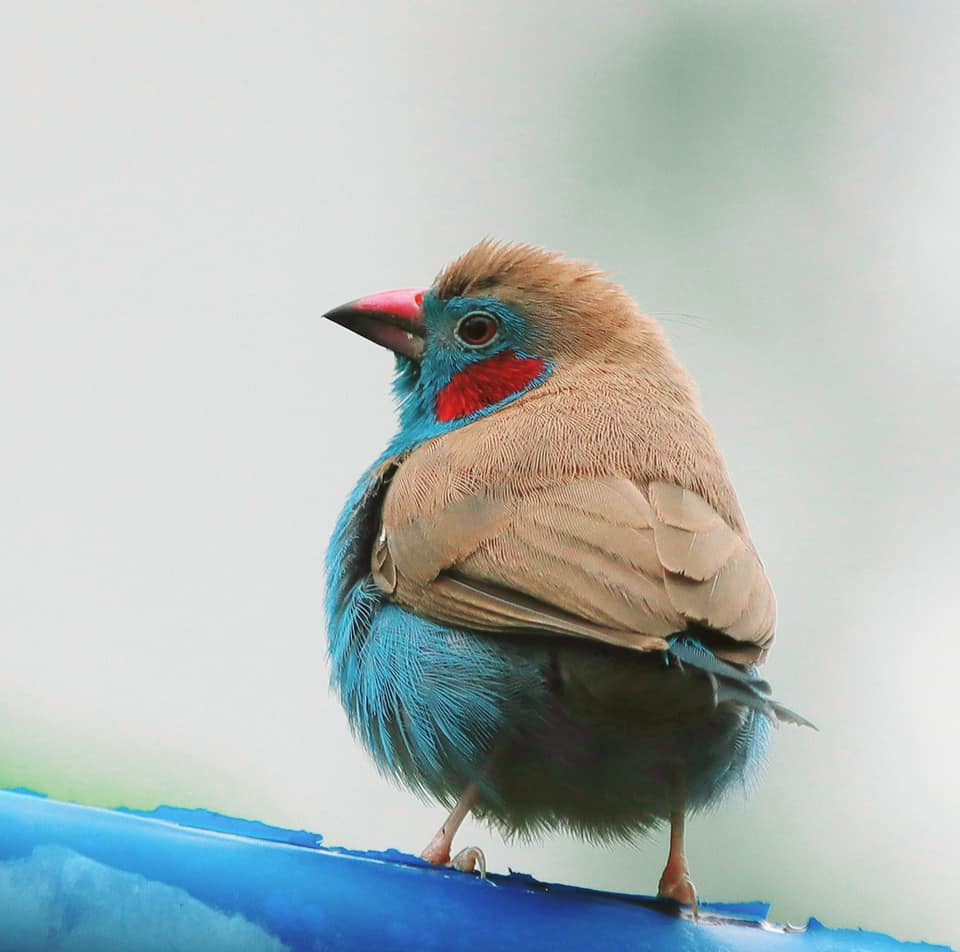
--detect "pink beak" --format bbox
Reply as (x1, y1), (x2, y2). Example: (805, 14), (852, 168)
(324, 288), (427, 360)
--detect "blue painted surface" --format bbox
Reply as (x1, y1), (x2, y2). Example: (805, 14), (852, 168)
(0, 789), (951, 952)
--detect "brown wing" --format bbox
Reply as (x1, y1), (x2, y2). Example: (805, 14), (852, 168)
(373, 477), (775, 663)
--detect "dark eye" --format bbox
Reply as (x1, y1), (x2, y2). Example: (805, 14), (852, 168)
(455, 311), (499, 348)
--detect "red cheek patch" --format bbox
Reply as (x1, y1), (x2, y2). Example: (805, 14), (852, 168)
(435, 349), (547, 423)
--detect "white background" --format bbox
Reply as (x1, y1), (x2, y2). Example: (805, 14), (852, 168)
(2, 3), (958, 946)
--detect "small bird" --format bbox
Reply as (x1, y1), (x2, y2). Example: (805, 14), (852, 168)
(323, 240), (810, 909)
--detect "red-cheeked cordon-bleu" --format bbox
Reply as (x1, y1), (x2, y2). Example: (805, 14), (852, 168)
(323, 240), (811, 911)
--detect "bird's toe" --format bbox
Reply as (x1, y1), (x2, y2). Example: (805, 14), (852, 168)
(450, 846), (486, 877)
(658, 871), (699, 919)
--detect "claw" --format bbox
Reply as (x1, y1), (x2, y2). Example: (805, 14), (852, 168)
(450, 846), (486, 878)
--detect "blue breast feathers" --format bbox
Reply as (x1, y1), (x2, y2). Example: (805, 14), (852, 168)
(325, 461), (546, 800)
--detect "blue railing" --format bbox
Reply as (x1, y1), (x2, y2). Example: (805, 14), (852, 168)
(0, 789), (949, 951)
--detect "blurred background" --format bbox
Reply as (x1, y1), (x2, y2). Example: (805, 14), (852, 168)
(1, 1), (957, 946)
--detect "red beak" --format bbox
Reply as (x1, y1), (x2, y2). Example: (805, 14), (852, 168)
(324, 288), (427, 360)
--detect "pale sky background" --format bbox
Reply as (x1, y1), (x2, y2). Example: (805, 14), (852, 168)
(2, 2), (958, 947)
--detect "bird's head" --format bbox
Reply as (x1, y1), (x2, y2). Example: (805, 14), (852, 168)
(324, 240), (681, 449)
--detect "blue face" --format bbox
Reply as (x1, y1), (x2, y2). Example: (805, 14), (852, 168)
(388, 293), (553, 452)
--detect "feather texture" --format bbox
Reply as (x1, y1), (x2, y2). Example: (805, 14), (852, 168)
(324, 239), (808, 850)
(378, 454), (774, 665)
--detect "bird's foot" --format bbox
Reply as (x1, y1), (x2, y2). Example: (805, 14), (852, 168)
(419, 836), (451, 867)
(658, 868), (699, 920)
(450, 846), (486, 878)
(420, 839), (486, 878)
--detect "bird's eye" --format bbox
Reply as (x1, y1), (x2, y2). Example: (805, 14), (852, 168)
(455, 312), (499, 348)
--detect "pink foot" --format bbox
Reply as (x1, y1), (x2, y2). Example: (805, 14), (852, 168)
(419, 785), (481, 871)
(658, 865), (699, 919)
(420, 838), (486, 877)
(450, 846), (486, 877)
(420, 835), (451, 867)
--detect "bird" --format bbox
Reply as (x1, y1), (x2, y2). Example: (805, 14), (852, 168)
(322, 240), (811, 910)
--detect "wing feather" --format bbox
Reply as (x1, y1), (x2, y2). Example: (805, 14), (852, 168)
(378, 475), (775, 662)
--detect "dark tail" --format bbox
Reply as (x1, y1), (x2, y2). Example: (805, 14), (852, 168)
(667, 635), (816, 729)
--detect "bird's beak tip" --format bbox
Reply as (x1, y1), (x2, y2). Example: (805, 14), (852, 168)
(324, 287), (428, 360)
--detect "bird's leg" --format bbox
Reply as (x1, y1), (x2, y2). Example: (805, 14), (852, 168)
(420, 783), (486, 876)
(657, 769), (699, 917)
